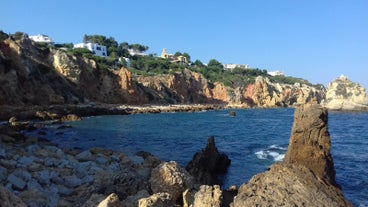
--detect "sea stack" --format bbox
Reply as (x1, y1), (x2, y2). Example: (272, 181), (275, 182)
(323, 75), (368, 111)
(231, 103), (352, 207)
(283, 103), (336, 184)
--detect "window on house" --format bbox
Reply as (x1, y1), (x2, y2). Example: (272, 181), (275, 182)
(102, 52), (106, 56)
(96, 46), (101, 51)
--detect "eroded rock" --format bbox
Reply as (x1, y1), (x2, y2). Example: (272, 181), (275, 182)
(186, 136), (230, 185)
(283, 103), (336, 184)
(150, 161), (194, 204)
(231, 103), (352, 207)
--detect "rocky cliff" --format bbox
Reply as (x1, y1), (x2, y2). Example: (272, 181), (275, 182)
(322, 75), (368, 111)
(231, 103), (351, 207)
(0, 36), (326, 109)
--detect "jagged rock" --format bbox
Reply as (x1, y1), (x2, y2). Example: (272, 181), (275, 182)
(231, 103), (352, 207)
(138, 193), (175, 207)
(182, 188), (195, 207)
(323, 75), (368, 111)
(193, 185), (222, 207)
(122, 190), (150, 207)
(186, 136), (231, 185)
(149, 161), (194, 204)
(283, 103), (336, 184)
(97, 193), (121, 207)
(0, 186), (27, 207)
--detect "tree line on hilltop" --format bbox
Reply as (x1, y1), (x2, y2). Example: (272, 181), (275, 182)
(1, 30), (323, 89)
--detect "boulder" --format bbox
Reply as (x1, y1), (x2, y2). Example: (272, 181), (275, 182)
(138, 193), (175, 207)
(149, 161), (194, 204)
(193, 185), (222, 207)
(97, 193), (121, 207)
(231, 103), (352, 207)
(186, 136), (230, 185)
(122, 190), (150, 207)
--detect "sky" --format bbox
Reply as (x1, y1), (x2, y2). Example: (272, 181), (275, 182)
(1, 0), (368, 88)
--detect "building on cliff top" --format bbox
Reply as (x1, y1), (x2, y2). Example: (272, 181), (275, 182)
(223, 63), (250, 71)
(29, 34), (53, 43)
(268, 70), (285, 76)
(128, 48), (147, 57)
(161, 48), (189, 65)
(74, 42), (107, 58)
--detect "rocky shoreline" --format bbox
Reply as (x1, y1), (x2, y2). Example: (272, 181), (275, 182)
(1, 103), (353, 207)
(0, 104), (224, 122)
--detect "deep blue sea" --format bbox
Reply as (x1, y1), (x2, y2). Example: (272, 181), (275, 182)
(40, 108), (368, 206)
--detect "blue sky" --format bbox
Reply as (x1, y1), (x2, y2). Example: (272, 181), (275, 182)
(2, 0), (368, 88)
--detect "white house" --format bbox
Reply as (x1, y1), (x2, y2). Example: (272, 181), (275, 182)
(29, 34), (53, 43)
(223, 63), (250, 71)
(73, 42), (108, 57)
(128, 49), (147, 56)
(268, 70), (285, 76)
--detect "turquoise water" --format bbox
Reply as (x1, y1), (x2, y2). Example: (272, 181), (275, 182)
(42, 108), (368, 206)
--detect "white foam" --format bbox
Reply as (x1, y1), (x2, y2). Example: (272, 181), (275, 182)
(269, 144), (287, 150)
(274, 154), (285, 162)
(255, 145), (286, 162)
(255, 150), (267, 159)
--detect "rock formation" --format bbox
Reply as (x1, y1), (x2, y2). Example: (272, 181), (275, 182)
(243, 76), (325, 107)
(231, 103), (352, 206)
(138, 193), (175, 207)
(323, 75), (368, 111)
(283, 103), (336, 184)
(186, 136), (231, 185)
(0, 36), (326, 109)
(149, 161), (194, 204)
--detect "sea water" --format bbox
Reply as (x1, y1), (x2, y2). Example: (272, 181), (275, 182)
(39, 108), (368, 206)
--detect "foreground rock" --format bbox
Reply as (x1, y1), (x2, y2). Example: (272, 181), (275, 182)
(186, 136), (231, 185)
(0, 123), (165, 206)
(283, 103), (336, 184)
(149, 161), (194, 204)
(323, 75), (368, 111)
(231, 103), (352, 206)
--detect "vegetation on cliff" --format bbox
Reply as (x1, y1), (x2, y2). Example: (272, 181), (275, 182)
(0, 30), (327, 107)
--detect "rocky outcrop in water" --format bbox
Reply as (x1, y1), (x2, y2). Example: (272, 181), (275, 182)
(186, 136), (231, 185)
(231, 103), (352, 206)
(283, 103), (336, 184)
(322, 75), (368, 111)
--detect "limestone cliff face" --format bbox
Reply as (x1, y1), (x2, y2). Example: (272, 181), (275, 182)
(0, 38), (82, 105)
(231, 104), (351, 206)
(136, 69), (228, 104)
(0, 36), (325, 107)
(242, 76), (325, 107)
(323, 75), (368, 111)
(0, 37), (149, 106)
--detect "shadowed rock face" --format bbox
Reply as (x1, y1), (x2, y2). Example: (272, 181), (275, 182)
(283, 103), (336, 185)
(186, 136), (231, 185)
(231, 104), (352, 207)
